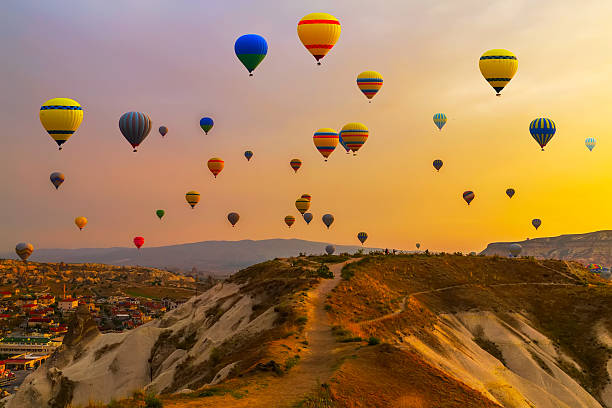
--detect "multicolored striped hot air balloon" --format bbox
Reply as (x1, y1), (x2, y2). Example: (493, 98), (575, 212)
(75, 216), (87, 230)
(462, 191), (475, 205)
(357, 232), (368, 245)
(234, 34), (268, 76)
(119, 112), (152, 152)
(322, 214), (334, 229)
(15, 243), (34, 262)
(244, 150), (253, 161)
(133, 236), (144, 249)
(532, 218), (541, 230)
(185, 191), (200, 209)
(313, 128), (338, 161)
(479, 49), (518, 96)
(340, 123), (368, 155)
(207, 157), (224, 178)
(509, 243), (522, 257)
(50, 172), (65, 190)
(156, 210), (165, 220)
(303, 213), (313, 224)
(433, 113), (447, 131)
(296, 198), (310, 214)
(339, 135), (350, 154)
(290, 159), (302, 173)
(285, 215), (296, 228)
(200, 117), (214, 134)
(297, 13), (341, 65)
(529, 118), (556, 151)
(227, 212), (240, 227)
(159, 126), (168, 137)
(40, 98), (83, 150)
(357, 71), (383, 102)
(506, 188), (515, 198)
(585, 137), (596, 152)
(433, 160), (443, 172)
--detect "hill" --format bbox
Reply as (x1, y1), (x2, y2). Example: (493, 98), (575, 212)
(481, 230), (612, 267)
(7, 254), (611, 407)
(3, 239), (371, 276)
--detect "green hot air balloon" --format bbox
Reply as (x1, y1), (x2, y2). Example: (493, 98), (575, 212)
(156, 210), (165, 220)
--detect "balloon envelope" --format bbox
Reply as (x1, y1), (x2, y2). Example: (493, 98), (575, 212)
(134, 236), (144, 249)
(416, 243), (421, 249)
(325, 245), (335, 255)
(285, 215), (296, 228)
(463, 191), (475, 205)
(244, 150), (253, 161)
(313, 128), (338, 160)
(340, 123), (369, 155)
(40, 98), (83, 150)
(200, 117), (214, 134)
(234, 34), (268, 75)
(207, 158), (224, 178)
(529, 118), (556, 151)
(509, 243), (522, 257)
(185, 191), (200, 208)
(228, 212), (240, 227)
(433, 113), (447, 130)
(357, 232), (368, 245)
(322, 214), (334, 229)
(159, 126), (168, 137)
(297, 13), (341, 64)
(290, 159), (302, 173)
(479, 49), (518, 95)
(119, 112), (152, 152)
(75, 216), (87, 230)
(156, 210), (165, 220)
(50, 172), (65, 189)
(506, 188), (515, 198)
(15, 242), (34, 261)
(585, 137), (596, 151)
(357, 71), (383, 101)
(296, 198), (310, 214)
(433, 160), (443, 171)
(303, 213), (313, 224)
(339, 135), (350, 153)
(532, 218), (542, 230)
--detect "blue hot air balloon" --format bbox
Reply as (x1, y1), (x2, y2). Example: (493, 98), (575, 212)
(200, 117), (214, 135)
(338, 134), (350, 154)
(532, 218), (542, 230)
(322, 214), (334, 229)
(234, 34), (268, 76)
(433, 159), (443, 172)
(303, 213), (313, 224)
(529, 118), (556, 151)
(119, 112), (152, 152)
(433, 113), (447, 130)
(585, 137), (596, 152)
(244, 150), (253, 161)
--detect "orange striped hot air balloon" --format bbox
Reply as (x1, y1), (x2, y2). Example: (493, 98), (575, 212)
(313, 128), (338, 161)
(207, 157), (224, 178)
(340, 123), (369, 155)
(295, 198), (310, 214)
(290, 159), (302, 173)
(297, 13), (341, 65)
(285, 215), (296, 228)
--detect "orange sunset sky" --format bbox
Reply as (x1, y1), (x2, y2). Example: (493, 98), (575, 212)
(2, 0), (612, 253)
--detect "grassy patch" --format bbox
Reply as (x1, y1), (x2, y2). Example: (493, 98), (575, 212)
(284, 354), (301, 371)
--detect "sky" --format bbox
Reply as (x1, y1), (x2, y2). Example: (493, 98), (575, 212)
(2, 0), (612, 253)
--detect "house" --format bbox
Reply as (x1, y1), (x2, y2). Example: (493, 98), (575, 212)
(0, 336), (61, 354)
(58, 298), (78, 312)
(27, 317), (53, 328)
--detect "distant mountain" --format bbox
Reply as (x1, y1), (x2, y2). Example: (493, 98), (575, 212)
(3, 239), (371, 276)
(481, 230), (612, 266)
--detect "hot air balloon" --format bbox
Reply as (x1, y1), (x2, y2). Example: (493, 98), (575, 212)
(529, 118), (556, 151)
(244, 150), (253, 161)
(159, 126), (168, 137)
(339, 135), (350, 154)
(296, 198), (310, 214)
(479, 49), (518, 96)
(134, 236), (144, 249)
(463, 191), (475, 205)
(357, 232), (368, 245)
(325, 245), (335, 255)
(15, 243), (34, 262)
(119, 112), (152, 152)
(156, 210), (165, 220)
(303, 213), (313, 224)
(75, 216), (87, 230)
(433, 160), (443, 172)
(290, 159), (302, 173)
(416, 243), (421, 249)
(235, 34), (268, 76)
(506, 188), (515, 198)
(532, 218), (541, 230)
(39, 98), (83, 150)
(185, 191), (200, 209)
(340, 123), (368, 155)
(301, 194), (312, 202)
(297, 13), (341, 65)
(50, 172), (65, 190)
(433, 113), (447, 131)
(207, 158), (224, 178)
(228, 212), (240, 227)
(357, 71), (383, 102)
(509, 243), (522, 257)
(313, 128), (338, 161)
(585, 137), (596, 152)
(285, 215), (295, 228)
(200, 117), (214, 134)
(322, 214), (334, 229)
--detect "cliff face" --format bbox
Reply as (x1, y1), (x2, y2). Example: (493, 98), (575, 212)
(481, 230), (612, 266)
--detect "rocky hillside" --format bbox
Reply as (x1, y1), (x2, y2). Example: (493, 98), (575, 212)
(7, 254), (612, 408)
(481, 230), (612, 267)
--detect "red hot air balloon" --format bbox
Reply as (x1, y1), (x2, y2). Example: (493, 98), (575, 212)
(133, 236), (144, 249)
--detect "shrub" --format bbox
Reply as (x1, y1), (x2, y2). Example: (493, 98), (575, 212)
(144, 394), (163, 408)
(316, 264), (333, 279)
(367, 337), (381, 346)
(295, 316), (308, 326)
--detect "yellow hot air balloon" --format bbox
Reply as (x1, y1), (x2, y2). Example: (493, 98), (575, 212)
(207, 157), (224, 178)
(313, 128), (338, 161)
(479, 49), (518, 96)
(295, 198), (310, 214)
(297, 13), (341, 65)
(357, 71), (383, 102)
(74, 216), (87, 230)
(340, 123), (369, 155)
(285, 215), (296, 228)
(40, 98), (83, 150)
(185, 191), (200, 209)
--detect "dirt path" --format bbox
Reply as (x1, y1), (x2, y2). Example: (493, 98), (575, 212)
(165, 259), (359, 408)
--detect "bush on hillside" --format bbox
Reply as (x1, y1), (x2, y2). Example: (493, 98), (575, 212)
(316, 264), (333, 279)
